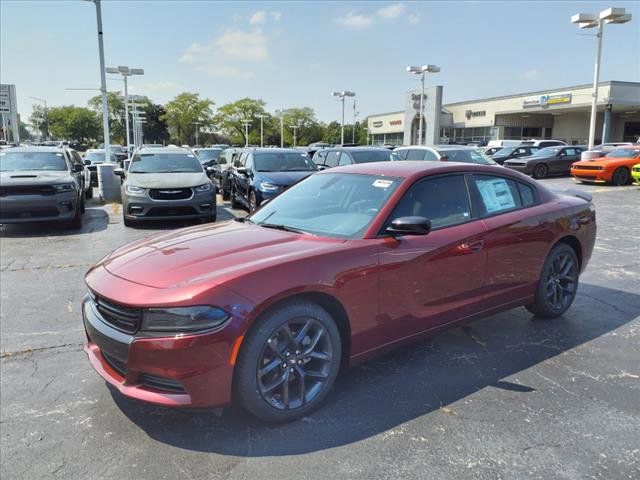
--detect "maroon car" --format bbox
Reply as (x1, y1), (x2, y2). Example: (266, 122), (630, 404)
(82, 161), (596, 422)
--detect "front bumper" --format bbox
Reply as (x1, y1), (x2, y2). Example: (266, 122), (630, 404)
(123, 189), (216, 221)
(0, 192), (77, 224)
(82, 294), (237, 408)
(631, 167), (640, 184)
(571, 168), (608, 183)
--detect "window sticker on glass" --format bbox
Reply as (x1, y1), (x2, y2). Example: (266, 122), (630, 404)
(476, 178), (516, 213)
(372, 179), (393, 188)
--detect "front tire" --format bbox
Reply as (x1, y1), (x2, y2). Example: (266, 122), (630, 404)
(67, 200), (83, 230)
(611, 167), (630, 186)
(235, 301), (342, 423)
(533, 163), (548, 179)
(249, 190), (259, 213)
(526, 243), (579, 318)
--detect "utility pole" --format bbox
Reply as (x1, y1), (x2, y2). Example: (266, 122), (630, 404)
(256, 114), (267, 147)
(352, 98), (358, 144)
(241, 120), (251, 147)
(192, 121), (201, 146)
(290, 125), (300, 147)
(87, 0), (110, 160)
(331, 91), (355, 145)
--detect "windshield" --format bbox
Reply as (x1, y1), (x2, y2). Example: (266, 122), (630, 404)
(441, 149), (497, 165)
(532, 147), (562, 156)
(129, 152), (203, 173)
(254, 152), (317, 172)
(85, 151), (113, 163)
(493, 147), (515, 156)
(249, 172), (400, 238)
(605, 148), (640, 159)
(0, 151), (68, 171)
(196, 149), (222, 161)
(351, 150), (395, 163)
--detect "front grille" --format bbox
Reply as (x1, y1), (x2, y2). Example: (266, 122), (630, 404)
(575, 175), (596, 180)
(149, 188), (193, 200)
(146, 206), (198, 217)
(507, 162), (526, 167)
(1, 207), (59, 219)
(102, 351), (127, 377)
(576, 165), (603, 171)
(0, 185), (56, 197)
(633, 167), (640, 172)
(94, 295), (142, 334)
(140, 374), (186, 393)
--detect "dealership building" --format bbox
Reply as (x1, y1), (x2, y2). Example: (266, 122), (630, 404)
(367, 80), (640, 146)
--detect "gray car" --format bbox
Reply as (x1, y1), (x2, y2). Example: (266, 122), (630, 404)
(115, 146), (216, 227)
(0, 146), (85, 228)
(504, 146), (584, 179)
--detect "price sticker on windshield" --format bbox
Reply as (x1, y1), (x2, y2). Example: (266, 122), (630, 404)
(372, 179), (393, 188)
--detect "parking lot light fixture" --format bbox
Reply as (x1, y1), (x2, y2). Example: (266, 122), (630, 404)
(275, 110), (284, 147)
(256, 114), (267, 147)
(406, 64), (440, 146)
(106, 66), (144, 158)
(332, 91), (356, 145)
(571, 7), (632, 150)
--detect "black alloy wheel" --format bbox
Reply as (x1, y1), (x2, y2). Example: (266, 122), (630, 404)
(533, 163), (548, 179)
(611, 167), (630, 186)
(526, 243), (579, 318)
(249, 191), (258, 213)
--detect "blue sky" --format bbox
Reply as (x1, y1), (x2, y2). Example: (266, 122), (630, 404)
(1, 0), (639, 124)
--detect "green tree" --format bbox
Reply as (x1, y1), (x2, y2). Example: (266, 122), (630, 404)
(88, 91), (126, 144)
(280, 107), (323, 146)
(322, 121), (342, 144)
(46, 106), (100, 143)
(162, 92), (214, 145)
(214, 98), (268, 146)
(142, 104), (169, 145)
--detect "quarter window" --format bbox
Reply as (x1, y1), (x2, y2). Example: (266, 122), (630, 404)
(518, 182), (537, 207)
(388, 175), (472, 230)
(338, 152), (352, 166)
(325, 151), (340, 168)
(473, 175), (522, 216)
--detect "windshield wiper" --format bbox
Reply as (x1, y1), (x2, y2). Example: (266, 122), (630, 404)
(258, 223), (310, 235)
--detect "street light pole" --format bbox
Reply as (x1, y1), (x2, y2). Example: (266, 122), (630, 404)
(242, 121), (251, 147)
(290, 125), (299, 147)
(352, 99), (358, 144)
(571, 8), (631, 150)
(406, 64), (440, 145)
(106, 66), (144, 158)
(29, 97), (48, 140)
(192, 121), (201, 146)
(275, 109), (284, 147)
(332, 91), (355, 145)
(257, 114), (267, 147)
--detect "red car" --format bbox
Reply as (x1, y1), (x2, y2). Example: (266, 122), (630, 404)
(83, 162), (596, 422)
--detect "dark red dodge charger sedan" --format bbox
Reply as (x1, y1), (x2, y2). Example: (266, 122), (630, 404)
(83, 161), (596, 422)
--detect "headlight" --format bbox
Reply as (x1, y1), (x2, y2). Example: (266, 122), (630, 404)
(141, 306), (230, 333)
(126, 185), (146, 195)
(259, 182), (280, 192)
(54, 183), (75, 192)
(194, 183), (212, 192)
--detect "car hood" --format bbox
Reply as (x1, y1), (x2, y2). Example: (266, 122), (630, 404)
(101, 220), (344, 289)
(126, 172), (209, 188)
(0, 170), (73, 185)
(257, 170), (315, 186)
(573, 157), (636, 167)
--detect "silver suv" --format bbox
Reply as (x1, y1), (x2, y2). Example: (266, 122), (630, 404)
(115, 146), (216, 227)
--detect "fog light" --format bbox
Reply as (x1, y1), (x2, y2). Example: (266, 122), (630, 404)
(60, 201), (74, 211)
(129, 206), (144, 215)
(199, 203), (212, 210)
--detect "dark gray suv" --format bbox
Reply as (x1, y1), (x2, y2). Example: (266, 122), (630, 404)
(0, 146), (85, 228)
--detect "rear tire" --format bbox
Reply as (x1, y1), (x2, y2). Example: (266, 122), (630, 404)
(235, 301), (342, 423)
(532, 163), (548, 179)
(68, 201), (83, 230)
(230, 186), (242, 209)
(222, 188), (230, 201)
(611, 167), (630, 186)
(526, 243), (579, 318)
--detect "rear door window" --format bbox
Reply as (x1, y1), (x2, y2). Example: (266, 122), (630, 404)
(472, 175), (523, 216)
(405, 149), (426, 161)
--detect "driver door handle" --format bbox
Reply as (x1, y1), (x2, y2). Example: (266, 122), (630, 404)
(456, 240), (484, 254)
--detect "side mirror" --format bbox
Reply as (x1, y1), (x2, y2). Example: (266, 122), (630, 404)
(439, 155), (449, 162)
(123, 160), (130, 171)
(206, 166), (216, 173)
(113, 168), (125, 177)
(73, 164), (84, 173)
(386, 216), (431, 236)
(83, 160), (91, 166)
(237, 167), (248, 175)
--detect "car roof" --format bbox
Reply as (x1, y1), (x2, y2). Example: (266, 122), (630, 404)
(395, 145), (480, 151)
(249, 148), (307, 154)
(3, 146), (66, 153)
(320, 160), (507, 178)
(136, 146), (191, 154)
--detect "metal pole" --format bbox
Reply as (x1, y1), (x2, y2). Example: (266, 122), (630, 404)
(418, 72), (425, 145)
(93, 0), (110, 160)
(43, 99), (48, 140)
(195, 125), (199, 146)
(260, 116), (264, 147)
(123, 75), (130, 157)
(352, 99), (357, 143)
(280, 115), (284, 147)
(588, 20), (603, 151)
(340, 96), (345, 145)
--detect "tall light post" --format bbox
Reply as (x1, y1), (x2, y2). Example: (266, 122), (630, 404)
(352, 98), (358, 144)
(331, 91), (355, 145)
(275, 109), (284, 147)
(290, 125), (300, 147)
(241, 120), (251, 147)
(29, 97), (48, 140)
(406, 65), (440, 145)
(256, 114), (267, 147)
(106, 65), (143, 156)
(571, 7), (632, 150)
(85, 0), (110, 161)
(192, 121), (201, 146)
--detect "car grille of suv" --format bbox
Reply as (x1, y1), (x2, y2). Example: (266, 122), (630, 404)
(94, 295), (142, 334)
(0, 185), (56, 196)
(146, 206), (198, 217)
(148, 188), (193, 200)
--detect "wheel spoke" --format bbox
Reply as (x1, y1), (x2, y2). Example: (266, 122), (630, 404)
(295, 366), (306, 402)
(302, 327), (325, 355)
(281, 373), (290, 408)
(559, 258), (573, 277)
(295, 320), (312, 345)
(281, 324), (296, 346)
(259, 358), (281, 377)
(303, 368), (329, 380)
(262, 372), (287, 393)
(308, 350), (331, 361)
(267, 339), (285, 360)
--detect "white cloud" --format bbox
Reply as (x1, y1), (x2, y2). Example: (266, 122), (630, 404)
(179, 29), (269, 78)
(249, 10), (267, 25)
(270, 11), (282, 22)
(335, 12), (374, 29)
(523, 69), (540, 80)
(377, 3), (405, 19)
(408, 13), (420, 24)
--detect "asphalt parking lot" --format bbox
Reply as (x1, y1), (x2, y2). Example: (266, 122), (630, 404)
(1, 176), (639, 480)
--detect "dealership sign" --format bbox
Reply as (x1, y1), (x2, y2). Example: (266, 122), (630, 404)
(465, 110), (486, 119)
(523, 93), (572, 108)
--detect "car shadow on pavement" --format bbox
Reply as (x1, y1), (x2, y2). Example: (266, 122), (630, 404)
(0, 205), (109, 237)
(110, 283), (640, 456)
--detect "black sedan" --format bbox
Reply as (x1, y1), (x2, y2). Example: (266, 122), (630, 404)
(504, 146), (584, 179)
(491, 145), (539, 165)
(230, 148), (317, 212)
